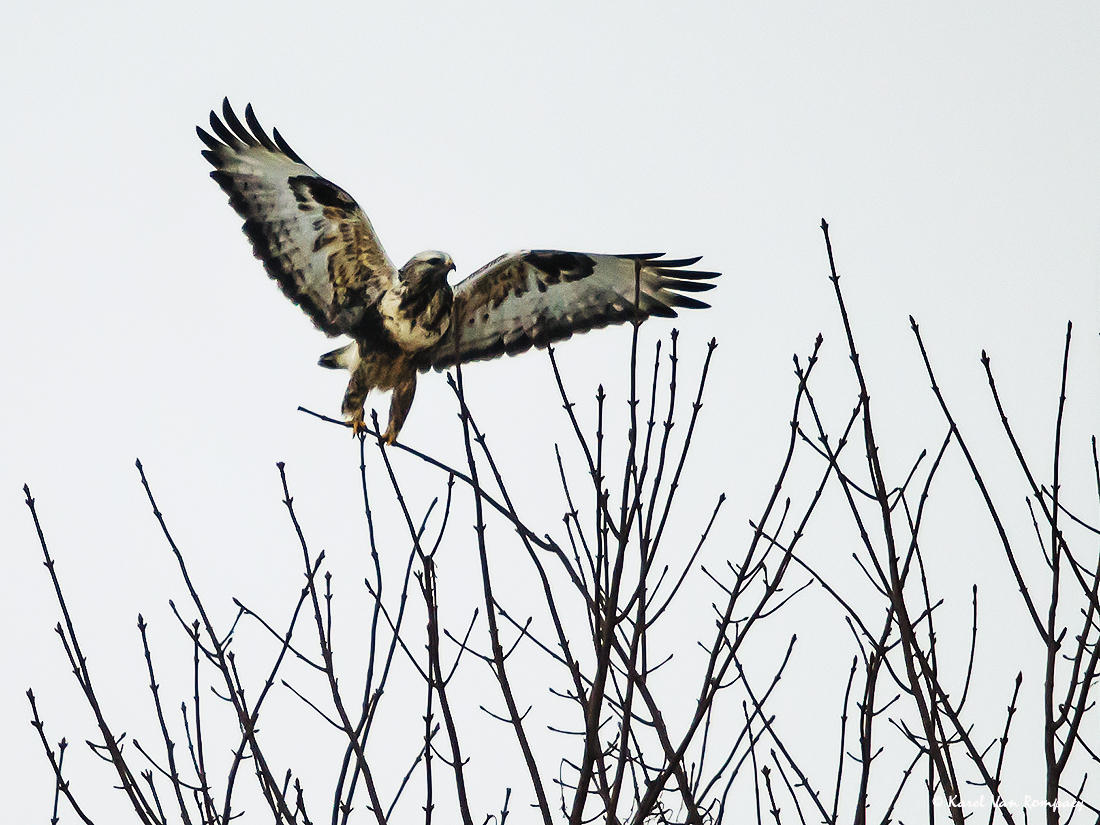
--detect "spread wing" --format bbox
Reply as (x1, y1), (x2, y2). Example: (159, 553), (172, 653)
(198, 99), (397, 337)
(417, 251), (718, 370)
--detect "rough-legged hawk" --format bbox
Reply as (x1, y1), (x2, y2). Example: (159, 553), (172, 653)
(199, 99), (718, 443)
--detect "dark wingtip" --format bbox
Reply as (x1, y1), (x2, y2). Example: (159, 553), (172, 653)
(666, 294), (711, 311)
(220, 99), (257, 147)
(204, 98), (305, 164)
(651, 255), (704, 268)
(272, 126), (304, 164)
(244, 103), (278, 152)
(655, 268), (720, 281)
(647, 304), (680, 318)
(659, 278), (716, 293)
(619, 252), (664, 260)
(208, 108), (239, 148)
(196, 125), (220, 151)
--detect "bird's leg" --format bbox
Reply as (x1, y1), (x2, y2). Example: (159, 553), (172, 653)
(383, 372), (417, 445)
(342, 360), (373, 436)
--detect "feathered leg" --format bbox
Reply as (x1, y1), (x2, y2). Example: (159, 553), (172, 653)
(383, 371), (417, 445)
(341, 358), (374, 436)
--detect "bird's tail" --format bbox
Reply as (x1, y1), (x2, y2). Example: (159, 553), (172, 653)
(319, 343), (357, 370)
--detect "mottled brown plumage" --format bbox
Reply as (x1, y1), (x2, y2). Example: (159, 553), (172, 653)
(200, 100), (718, 443)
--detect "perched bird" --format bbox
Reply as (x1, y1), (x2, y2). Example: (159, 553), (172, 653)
(199, 99), (718, 443)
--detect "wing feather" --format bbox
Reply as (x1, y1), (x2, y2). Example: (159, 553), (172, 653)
(417, 251), (718, 371)
(243, 103), (279, 153)
(199, 99), (396, 336)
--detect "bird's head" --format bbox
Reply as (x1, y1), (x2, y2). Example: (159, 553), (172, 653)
(400, 251), (456, 288)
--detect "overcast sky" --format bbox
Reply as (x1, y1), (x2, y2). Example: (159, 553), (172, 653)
(2, 3), (1098, 821)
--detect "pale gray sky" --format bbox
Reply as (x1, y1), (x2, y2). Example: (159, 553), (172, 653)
(3, 3), (1098, 821)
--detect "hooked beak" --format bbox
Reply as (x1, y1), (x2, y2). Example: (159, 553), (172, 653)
(441, 257), (456, 281)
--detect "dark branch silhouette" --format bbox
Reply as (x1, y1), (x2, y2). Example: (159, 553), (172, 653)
(23, 223), (1099, 824)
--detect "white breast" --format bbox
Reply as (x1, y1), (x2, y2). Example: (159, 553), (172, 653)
(379, 288), (448, 351)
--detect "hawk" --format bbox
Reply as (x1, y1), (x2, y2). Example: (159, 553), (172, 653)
(199, 99), (718, 443)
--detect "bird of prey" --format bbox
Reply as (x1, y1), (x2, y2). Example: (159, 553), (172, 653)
(198, 99), (718, 443)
